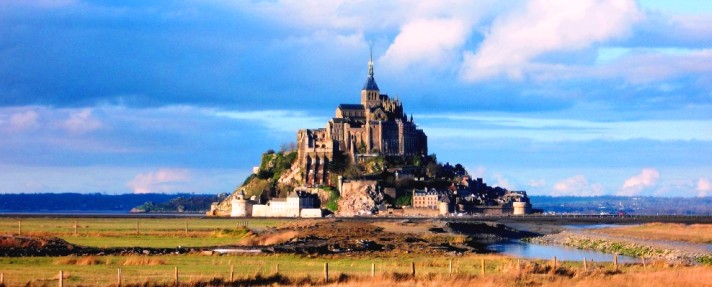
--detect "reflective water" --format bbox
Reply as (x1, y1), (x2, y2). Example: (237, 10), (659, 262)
(489, 240), (639, 263)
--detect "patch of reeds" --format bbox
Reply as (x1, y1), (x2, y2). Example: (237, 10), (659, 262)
(122, 256), (166, 266)
(211, 227), (255, 238)
(54, 255), (108, 265)
(239, 231), (298, 246)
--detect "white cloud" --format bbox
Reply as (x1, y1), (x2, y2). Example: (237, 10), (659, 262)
(380, 18), (470, 71)
(609, 48), (712, 84)
(7, 110), (39, 131)
(493, 173), (515, 190)
(618, 168), (660, 196)
(232, 1), (496, 74)
(62, 109), (102, 134)
(527, 179), (546, 188)
(461, 0), (641, 81)
(127, 168), (192, 194)
(552, 175), (603, 196)
(697, 178), (712, 197)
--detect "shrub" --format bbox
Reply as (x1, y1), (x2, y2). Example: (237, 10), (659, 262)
(327, 189), (340, 212)
(395, 195), (412, 207)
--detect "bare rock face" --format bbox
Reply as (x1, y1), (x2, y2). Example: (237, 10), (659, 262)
(277, 163), (301, 186)
(337, 185), (384, 216)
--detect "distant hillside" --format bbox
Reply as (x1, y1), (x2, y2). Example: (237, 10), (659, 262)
(531, 196), (712, 215)
(132, 194), (228, 213)
(0, 193), (219, 213)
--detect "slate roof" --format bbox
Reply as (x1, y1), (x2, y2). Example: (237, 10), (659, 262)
(362, 75), (379, 91)
(338, 104), (364, 110)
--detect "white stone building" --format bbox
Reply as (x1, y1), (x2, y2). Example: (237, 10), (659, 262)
(231, 189), (322, 218)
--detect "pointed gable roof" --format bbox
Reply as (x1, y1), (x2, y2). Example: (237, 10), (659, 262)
(362, 75), (379, 91)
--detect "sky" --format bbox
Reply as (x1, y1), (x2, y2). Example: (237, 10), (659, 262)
(0, 0), (710, 197)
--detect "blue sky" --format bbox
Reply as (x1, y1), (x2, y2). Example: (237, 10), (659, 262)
(0, 0), (710, 197)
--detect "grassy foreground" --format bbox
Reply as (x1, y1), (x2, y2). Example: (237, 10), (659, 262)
(0, 254), (710, 287)
(0, 217), (291, 248)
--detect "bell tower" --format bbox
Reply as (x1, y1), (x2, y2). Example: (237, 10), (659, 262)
(361, 42), (380, 107)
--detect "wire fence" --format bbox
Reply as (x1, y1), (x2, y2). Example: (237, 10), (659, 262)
(0, 254), (645, 287)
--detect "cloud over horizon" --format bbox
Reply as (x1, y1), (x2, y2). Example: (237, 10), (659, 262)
(553, 175), (604, 197)
(127, 168), (192, 194)
(618, 168), (661, 196)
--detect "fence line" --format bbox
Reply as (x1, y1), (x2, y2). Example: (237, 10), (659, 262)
(0, 256), (655, 285)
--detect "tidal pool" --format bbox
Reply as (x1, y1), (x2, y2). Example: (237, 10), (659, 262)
(489, 240), (639, 263)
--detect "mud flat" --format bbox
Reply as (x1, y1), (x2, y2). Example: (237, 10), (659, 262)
(0, 219), (538, 257)
(527, 229), (712, 265)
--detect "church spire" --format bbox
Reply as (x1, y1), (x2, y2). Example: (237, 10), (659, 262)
(368, 41), (374, 78)
(362, 41), (379, 91)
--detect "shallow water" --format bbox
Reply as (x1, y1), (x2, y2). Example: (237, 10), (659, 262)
(489, 240), (639, 263)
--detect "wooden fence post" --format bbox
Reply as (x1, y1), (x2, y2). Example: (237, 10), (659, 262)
(73, 221), (78, 236)
(324, 262), (329, 283)
(411, 261), (416, 276)
(276, 264), (280, 274)
(230, 265), (234, 281)
(18, 219), (21, 235)
(480, 259), (485, 276)
(552, 256), (557, 269)
(174, 266), (178, 286)
(449, 259), (453, 275)
(117, 268), (121, 287)
(1, 272), (4, 285)
(614, 254), (619, 271)
(583, 258), (587, 271)
(371, 263), (375, 277)
(642, 257), (646, 270)
(58, 270), (63, 287)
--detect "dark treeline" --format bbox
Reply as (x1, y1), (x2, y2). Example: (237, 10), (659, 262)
(531, 195), (712, 215)
(0, 193), (215, 213)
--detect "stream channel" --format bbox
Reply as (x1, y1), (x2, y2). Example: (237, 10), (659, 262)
(488, 223), (639, 262)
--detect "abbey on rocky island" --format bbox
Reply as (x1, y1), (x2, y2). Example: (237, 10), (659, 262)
(296, 53), (428, 186)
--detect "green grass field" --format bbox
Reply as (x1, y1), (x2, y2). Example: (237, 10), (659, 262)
(0, 217), (291, 248)
(0, 252), (691, 287)
(0, 253), (545, 286)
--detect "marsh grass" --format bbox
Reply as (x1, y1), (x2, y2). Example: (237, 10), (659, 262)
(1, 254), (709, 286)
(122, 256), (167, 266)
(53, 255), (108, 265)
(210, 227), (255, 238)
(594, 223), (712, 244)
(0, 218), (294, 248)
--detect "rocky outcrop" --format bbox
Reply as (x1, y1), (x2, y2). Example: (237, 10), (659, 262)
(337, 185), (384, 216)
